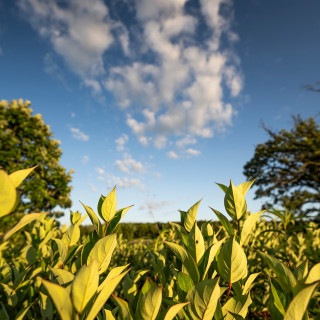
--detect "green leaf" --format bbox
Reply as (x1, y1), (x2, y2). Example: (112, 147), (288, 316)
(200, 239), (224, 280)
(165, 241), (199, 284)
(9, 166), (37, 188)
(71, 260), (99, 314)
(306, 263), (320, 284)
(40, 278), (73, 320)
(80, 201), (103, 238)
(258, 251), (297, 293)
(136, 286), (162, 320)
(237, 179), (256, 196)
(112, 295), (133, 320)
(184, 200), (201, 232)
(101, 186), (117, 222)
(3, 212), (46, 241)
(97, 194), (106, 221)
(15, 305), (31, 320)
(222, 294), (252, 320)
(188, 224), (205, 264)
(87, 234), (117, 274)
(49, 267), (74, 293)
(216, 238), (247, 284)
(224, 180), (247, 220)
(86, 270), (129, 320)
(0, 170), (19, 217)
(294, 261), (309, 283)
(105, 206), (133, 236)
(178, 272), (194, 293)
(216, 183), (228, 193)
(240, 211), (264, 245)
(210, 208), (234, 236)
(270, 279), (286, 316)
(163, 302), (190, 320)
(65, 224), (80, 247)
(186, 278), (220, 320)
(54, 239), (67, 263)
(242, 273), (260, 295)
(99, 264), (130, 292)
(39, 292), (53, 320)
(284, 282), (319, 320)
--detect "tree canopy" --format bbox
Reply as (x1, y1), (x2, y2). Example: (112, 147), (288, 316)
(0, 99), (73, 217)
(243, 115), (320, 218)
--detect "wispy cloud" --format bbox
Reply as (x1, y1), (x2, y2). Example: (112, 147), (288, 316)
(115, 153), (144, 174)
(70, 127), (89, 141)
(107, 175), (144, 190)
(167, 151), (179, 160)
(185, 148), (201, 157)
(81, 155), (89, 165)
(115, 133), (129, 151)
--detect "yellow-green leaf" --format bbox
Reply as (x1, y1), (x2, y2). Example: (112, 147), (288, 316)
(0, 170), (19, 217)
(306, 263), (320, 284)
(224, 180), (247, 220)
(80, 201), (103, 238)
(217, 238), (247, 284)
(9, 166), (37, 188)
(40, 278), (73, 320)
(188, 224), (205, 264)
(112, 295), (133, 320)
(99, 264), (130, 292)
(71, 260), (99, 314)
(240, 211), (264, 245)
(163, 302), (190, 320)
(184, 200), (201, 232)
(87, 234), (117, 274)
(165, 241), (199, 284)
(3, 212), (46, 241)
(284, 282), (319, 320)
(237, 179), (256, 196)
(101, 186), (117, 222)
(186, 278), (220, 320)
(86, 270), (129, 320)
(137, 286), (162, 320)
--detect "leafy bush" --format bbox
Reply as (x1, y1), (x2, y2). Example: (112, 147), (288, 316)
(0, 167), (319, 319)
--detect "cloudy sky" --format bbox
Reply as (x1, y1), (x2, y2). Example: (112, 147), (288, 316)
(1, 0), (319, 224)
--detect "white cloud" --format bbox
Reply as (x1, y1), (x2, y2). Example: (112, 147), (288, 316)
(115, 153), (144, 174)
(20, 0), (243, 146)
(185, 148), (201, 157)
(167, 151), (179, 160)
(96, 167), (104, 175)
(70, 127), (89, 141)
(107, 175), (144, 190)
(115, 133), (129, 151)
(88, 182), (97, 193)
(176, 136), (197, 148)
(106, 0), (242, 143)
(81, 155), (89, 165)
(17, 0), (125, 93)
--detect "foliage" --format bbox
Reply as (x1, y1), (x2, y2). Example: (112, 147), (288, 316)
(0, 166), (319, 319)
(243, 115), (320, 218)
(0, 99), (73, 218)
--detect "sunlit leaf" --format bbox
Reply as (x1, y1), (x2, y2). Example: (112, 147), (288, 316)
(184, 200), (201, 232)
(101, 186), (117, 222)
(9, 165), (37, 188)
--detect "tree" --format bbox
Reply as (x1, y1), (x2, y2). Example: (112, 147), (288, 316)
(243, 115), (320, 218)
(0, 99), (73, 217)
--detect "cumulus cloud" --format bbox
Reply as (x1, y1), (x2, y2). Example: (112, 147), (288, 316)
(115, 153), (144, 174)
(17, 0), (117, 90)
(185, 148), (201, 157)
(107, 175), (144, 190)
(20, 0), (243, 147)
(70, 127), (89, 141)
(106, 0), (242, 145)
(167, 151), (179, 160)
(115, 133), (129, 151)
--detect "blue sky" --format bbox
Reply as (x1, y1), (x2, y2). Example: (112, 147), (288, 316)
(1, 0), (319, 225)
